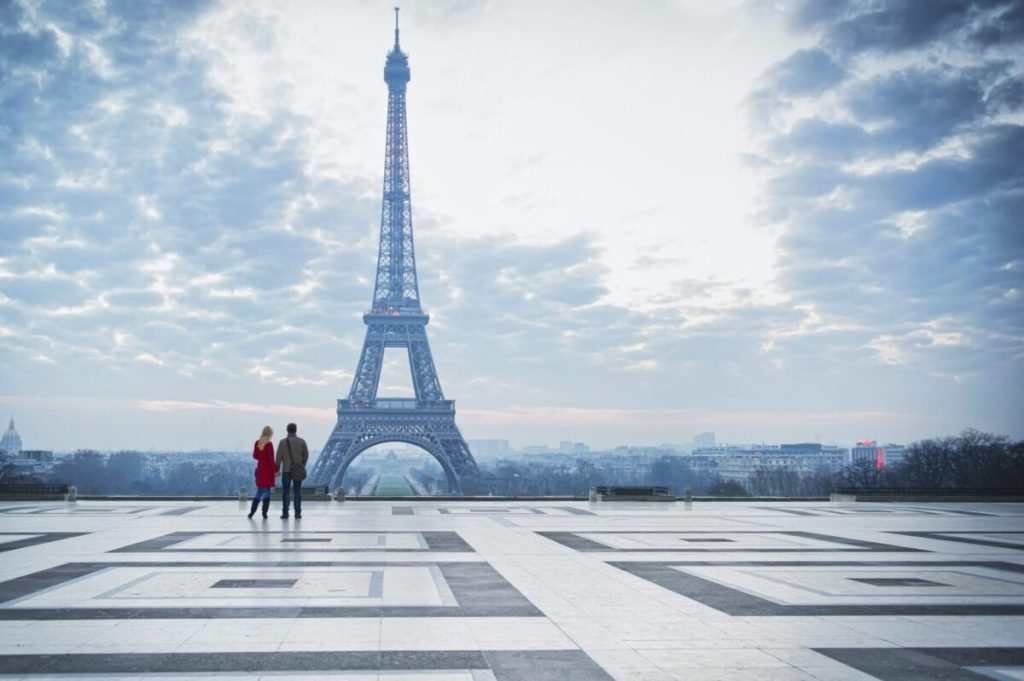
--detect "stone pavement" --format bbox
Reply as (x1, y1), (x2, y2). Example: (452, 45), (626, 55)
(0, 499), (1022, 680)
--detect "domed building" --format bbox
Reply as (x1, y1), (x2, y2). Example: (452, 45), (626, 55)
(1, 417), (22, 457)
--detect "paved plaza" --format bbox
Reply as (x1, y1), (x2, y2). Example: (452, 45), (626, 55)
(0, 499), (1022, 680)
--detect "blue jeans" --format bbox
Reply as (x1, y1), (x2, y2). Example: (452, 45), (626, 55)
(282, 472), (302, 515)
(253, 486), (272, 501)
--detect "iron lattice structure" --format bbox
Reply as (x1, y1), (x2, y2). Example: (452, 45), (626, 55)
(309, 11), (478, 494)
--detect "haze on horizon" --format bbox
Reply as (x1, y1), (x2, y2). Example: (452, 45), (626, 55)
(1, 0), (1022, 453)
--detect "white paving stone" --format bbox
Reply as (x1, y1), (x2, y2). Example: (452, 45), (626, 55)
(0, 498), (1023, 680)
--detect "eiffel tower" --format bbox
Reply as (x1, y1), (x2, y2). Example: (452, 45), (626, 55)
(309, 9), (479, 495)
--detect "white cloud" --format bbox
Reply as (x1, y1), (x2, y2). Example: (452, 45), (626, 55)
(134, 352), (164, 366)
(137, 398), (331, 422)
(0, 0), (1020, 451)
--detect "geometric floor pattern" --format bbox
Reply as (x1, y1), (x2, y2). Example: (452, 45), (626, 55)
(0, 499), (1022, 680)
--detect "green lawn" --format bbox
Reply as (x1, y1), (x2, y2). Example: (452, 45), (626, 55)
(372, 473), (416, 496)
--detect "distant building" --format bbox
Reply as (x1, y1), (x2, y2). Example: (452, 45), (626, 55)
(1, 417), (23, 457)
(691, 442), (847, 483)
(10, 450), (53, 477)
(882, 444), (908, 467)
(20, 450), (53, 463)
(572, 442), (590, 455)
(1, 418), (53, 478)
(558, 441), (574, 454)
(849, 440), (882, 469)
(692, 432), (716, 448)
(848, 440), (907, 470)
(467, 440), (512, 459)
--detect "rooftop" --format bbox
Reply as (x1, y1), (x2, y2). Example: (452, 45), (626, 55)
(1, 498), (1023, 679)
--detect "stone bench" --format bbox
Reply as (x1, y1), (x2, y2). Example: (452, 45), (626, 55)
(832, 488), (1024, 503)
(0, 482), (70, 500)
(589, 485), (675, 502)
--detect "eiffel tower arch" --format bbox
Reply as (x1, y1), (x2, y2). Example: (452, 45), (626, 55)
(309, 10), (479, 494)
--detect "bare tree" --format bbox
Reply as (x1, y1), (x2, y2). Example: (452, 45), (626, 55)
(849, 430), (1024, 491)
(837, 459), (889, 489)
(0, 449), (15, 482)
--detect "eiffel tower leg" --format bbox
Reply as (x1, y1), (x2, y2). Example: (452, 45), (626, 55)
(309, 407), (478, 495)
(408, 331), (442, 401)
(349, 331), (385, 403)
(310, 433), (354, 493)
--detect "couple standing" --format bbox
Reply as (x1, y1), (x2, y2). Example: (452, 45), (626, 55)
(248, 423), (309, 519)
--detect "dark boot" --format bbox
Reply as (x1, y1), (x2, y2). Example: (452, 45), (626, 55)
(261, 499), (270, 519)
(247, 499), (259, 518)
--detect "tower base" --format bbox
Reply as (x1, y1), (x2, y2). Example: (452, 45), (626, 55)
(310, 398), (478, 494)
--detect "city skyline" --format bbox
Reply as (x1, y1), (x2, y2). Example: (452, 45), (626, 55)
(1, 1), (1022, 451)
(0, 412), (904, 455)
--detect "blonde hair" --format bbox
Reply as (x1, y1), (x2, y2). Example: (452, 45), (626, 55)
(257, 425), (273, 450)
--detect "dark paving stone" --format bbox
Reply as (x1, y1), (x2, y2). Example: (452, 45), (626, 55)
(1, 651), (386, 674)
(159, 506), (205, 515)
(110, 530), (474, 553)
(539, 530), (925, 553)
(438, 508), (543, 514)
(0, 650), (614, 678)
(439, 562), (543, 617)
(211, 579), (297, 589)
(537, 532), (611, 552)
(562, 507), (596, 515)
(610, 560), (1024, 616)
(0, 563), (100, 603)
(422, 531), (474, 551)
(109, 531), (204, 553)
(759, 507), (817, 516)
(850, 577), (949, 587)
(485, 650), (615, 680)
(924, 647), (1024, 667)
(0, 560), (540, 618)
(816, 648), (1024, 681)
(381, 650), (487, 670)
(893, 531), (1024, 550)
(0, 532), (88, 553)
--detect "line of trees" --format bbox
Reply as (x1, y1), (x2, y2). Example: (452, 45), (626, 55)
(456, 455), (721, 496)
(341, 465), (374, 495)
(7, 450), (254, 496)
(455, 430), (1024, 497)
(836, 429), (1024, 491)
(0, 450), (14, 480)
(2, 430), (1021, 497)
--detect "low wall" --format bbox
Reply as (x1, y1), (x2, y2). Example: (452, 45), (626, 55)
(0, 494), (834, 502)
(832, 492), (1024, 502)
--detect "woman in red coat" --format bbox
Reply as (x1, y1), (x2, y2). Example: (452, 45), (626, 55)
(247, 426), (279, 518)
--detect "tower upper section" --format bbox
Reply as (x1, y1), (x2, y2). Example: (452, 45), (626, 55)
(371, 6), (421, 314)
(384, 7), (410, 89)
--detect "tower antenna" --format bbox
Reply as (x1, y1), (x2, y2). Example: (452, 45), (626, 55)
(394, 7), (400, 48)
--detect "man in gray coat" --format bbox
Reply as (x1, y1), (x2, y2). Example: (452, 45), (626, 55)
(276, 422), (309, 519)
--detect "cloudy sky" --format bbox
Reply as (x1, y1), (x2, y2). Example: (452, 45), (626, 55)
(1, 0), (1021, 452)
